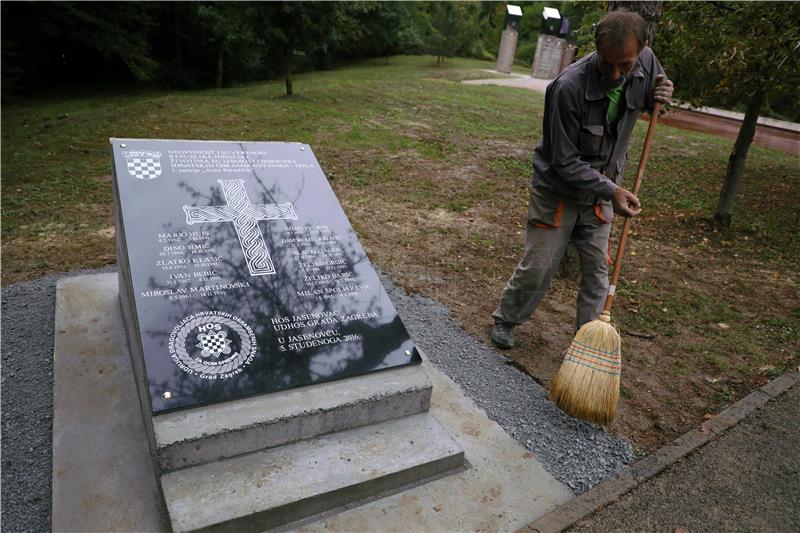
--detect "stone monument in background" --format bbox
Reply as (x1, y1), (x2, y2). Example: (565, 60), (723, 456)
(495, 4), (523, 74)
(532, 7), (574, 79)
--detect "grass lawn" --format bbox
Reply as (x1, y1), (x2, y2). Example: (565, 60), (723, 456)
(3, 55), (798, 451)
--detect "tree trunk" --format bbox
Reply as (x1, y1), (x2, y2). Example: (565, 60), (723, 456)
(174, 5), (182, 65)
(714, 92), (764, 227)
(608, 1), (663, 46)
(215, 48), (223, 89)
(284, 51), (293, 96)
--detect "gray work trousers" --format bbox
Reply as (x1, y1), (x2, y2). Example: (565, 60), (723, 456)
(493, 189), (613, 331)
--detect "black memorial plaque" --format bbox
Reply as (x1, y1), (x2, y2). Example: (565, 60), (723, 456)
(111, 139), (421, 413)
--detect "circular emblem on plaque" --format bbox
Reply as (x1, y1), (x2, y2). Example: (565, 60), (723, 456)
(168, 311), (257, 378)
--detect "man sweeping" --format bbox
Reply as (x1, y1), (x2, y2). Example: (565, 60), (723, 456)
(491, 10), (673, 350)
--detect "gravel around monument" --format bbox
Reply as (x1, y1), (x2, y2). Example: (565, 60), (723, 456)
(1, 270), (93, 532)
(1, 266), (632, 532)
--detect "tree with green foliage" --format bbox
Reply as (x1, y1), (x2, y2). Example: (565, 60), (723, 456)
(1, 1), (413, 95)
(198, 3), (261, 89)
(423, 2), (483, 65)
(345, 2), (423, 64)
(608, 1), (663, 46)
(1, 1), (158, 90)
(656, 2), (800, 227)
(258, 2), (363, 96)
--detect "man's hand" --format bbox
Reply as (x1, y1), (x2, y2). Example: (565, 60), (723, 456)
(652, 74), (673, 105)
(612, 187), (641, 217)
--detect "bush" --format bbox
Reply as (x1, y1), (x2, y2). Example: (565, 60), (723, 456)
(515, 40), (537, 68)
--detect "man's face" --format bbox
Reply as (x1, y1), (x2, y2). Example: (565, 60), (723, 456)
(596, 34), (640, 91)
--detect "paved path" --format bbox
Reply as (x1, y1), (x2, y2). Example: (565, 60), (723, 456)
(463, 73), (551, 93)
(523, 374), (799, 533)
(464, 73), (799, 155)
(567, 384), (800, 532)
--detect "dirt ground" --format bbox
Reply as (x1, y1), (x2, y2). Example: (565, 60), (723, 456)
(376, 215), (795, 455)
(4, 63), (796, 454)
(333, 138), (798, 455)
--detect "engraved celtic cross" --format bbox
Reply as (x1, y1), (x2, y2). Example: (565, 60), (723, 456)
(183, 179), (297, 276)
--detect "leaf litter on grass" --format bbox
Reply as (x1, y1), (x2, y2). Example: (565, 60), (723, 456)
(2, 55), (798, 451)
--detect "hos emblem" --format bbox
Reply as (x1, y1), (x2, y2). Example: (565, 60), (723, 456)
(169, 311), (257, 379)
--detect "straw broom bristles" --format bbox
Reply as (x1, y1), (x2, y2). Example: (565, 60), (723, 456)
(549, 103), (662, 426)
(549, 311), (621, 425)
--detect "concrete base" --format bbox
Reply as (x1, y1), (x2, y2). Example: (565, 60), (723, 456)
(52, 274), (167, 532)
(154, 365), (432, 471)
(162, 412), (462, 532)
(53, 273), (573, 532)
(295, 353), (574, 533)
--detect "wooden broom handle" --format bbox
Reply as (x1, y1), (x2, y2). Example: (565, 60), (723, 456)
(603, 103), (661, 314)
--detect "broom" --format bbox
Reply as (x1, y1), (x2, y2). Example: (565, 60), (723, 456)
(549, 103), (662, 425)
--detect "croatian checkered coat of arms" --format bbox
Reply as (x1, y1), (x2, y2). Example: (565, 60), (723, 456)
(124, 150), (162, 180)
(196, 330), (232, 358)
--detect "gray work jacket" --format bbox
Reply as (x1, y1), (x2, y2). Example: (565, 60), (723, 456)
(532, 47), (666, 204)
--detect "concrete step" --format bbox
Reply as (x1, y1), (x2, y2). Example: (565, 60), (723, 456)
(153, 365), (432, 472)
(161, 411), (464, 532)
